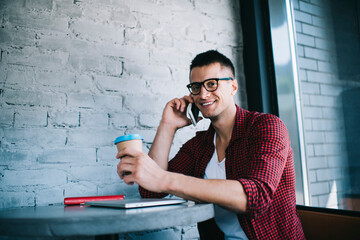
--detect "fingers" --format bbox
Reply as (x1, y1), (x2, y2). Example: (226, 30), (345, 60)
(169, 96), (193, 113)
(116, 147), (141, 159)
(183, 94), (193, 104)
(170, 98), (181, 111)
(170, 98), (185, 112)
(116, 148), (142, 180)
(116, 152), (167, 192)
(179, 98), (187, 112)
(116, 153), (146, 186)
(117, 159), (134, 181)
(161, 95), (197, 130)
(117, 154), (136, 179)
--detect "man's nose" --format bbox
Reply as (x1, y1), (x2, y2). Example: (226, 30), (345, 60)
(199, 84), (210, 98)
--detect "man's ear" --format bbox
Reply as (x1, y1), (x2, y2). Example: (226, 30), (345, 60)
(231, 79), (238, 96)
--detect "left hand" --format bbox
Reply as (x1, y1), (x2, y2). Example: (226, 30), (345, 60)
(116, 147), (168, 193)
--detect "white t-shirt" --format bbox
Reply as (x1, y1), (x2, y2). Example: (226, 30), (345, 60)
(203, 134), (248, 240)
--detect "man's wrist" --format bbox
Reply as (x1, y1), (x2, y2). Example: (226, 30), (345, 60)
(161, 171), (178, 194)
(158, 120), (178, 133)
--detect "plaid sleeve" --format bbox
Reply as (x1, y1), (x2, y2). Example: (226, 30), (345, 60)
(237, 114), (290, 219)
(139, 136), (197, 198)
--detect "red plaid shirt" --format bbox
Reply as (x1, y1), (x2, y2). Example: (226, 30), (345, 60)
(140, 105), (305, 239)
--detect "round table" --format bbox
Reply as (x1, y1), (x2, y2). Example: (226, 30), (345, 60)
(0, 202), (214, 239)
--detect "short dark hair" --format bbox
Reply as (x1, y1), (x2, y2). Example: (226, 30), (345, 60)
(190, 50), (235, 77)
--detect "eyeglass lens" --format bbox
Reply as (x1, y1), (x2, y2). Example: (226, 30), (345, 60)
(190, 79), (218, 94)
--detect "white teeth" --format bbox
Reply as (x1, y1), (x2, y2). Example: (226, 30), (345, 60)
(202, 102), (214, 106)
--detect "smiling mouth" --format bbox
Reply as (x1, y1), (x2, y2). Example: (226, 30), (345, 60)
(200, 101), (215, 106)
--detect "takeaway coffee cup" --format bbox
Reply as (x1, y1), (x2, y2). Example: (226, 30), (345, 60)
(114, 134), (144, 153)
(114, 134), (144, 176)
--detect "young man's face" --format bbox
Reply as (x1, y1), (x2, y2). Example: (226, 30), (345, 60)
(189, 62), (237, 120)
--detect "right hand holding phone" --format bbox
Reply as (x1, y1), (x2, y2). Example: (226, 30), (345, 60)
(161, 95), (199, 130)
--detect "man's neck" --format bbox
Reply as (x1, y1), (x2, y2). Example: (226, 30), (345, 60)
(211, 104), (237, 144)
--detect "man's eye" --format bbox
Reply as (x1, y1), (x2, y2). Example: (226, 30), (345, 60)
(206, 81), (217, 88)
(192, 84), (201, 91)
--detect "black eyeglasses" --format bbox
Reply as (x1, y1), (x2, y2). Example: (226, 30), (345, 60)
(186, 77), (233, 95)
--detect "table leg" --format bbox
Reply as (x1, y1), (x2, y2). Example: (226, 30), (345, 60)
(95, 233), (119, 240)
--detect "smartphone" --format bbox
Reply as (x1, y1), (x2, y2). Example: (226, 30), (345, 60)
(186, 103), (200, 126)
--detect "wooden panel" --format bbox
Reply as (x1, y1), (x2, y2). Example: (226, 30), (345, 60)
(297, 207), (360, 240)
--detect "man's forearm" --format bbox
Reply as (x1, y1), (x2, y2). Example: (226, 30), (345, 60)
(148, 121), (177, 170)
(163, 172), (248, 213)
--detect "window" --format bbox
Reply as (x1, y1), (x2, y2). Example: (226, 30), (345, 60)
(269, 0), (360, 211)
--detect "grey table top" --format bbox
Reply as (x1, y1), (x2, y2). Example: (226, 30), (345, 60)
(0, 202), (214, 237)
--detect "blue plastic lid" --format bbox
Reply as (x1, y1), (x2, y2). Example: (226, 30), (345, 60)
(114, 134), (144, 145)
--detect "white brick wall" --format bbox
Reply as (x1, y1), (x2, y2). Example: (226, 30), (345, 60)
(0, 0), (244, 239)
(292, 0), (360, 208)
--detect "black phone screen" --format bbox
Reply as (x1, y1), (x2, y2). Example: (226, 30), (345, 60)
(191, 103), (199, 120)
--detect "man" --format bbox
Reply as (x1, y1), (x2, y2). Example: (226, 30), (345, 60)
(117, 50), (305, 239)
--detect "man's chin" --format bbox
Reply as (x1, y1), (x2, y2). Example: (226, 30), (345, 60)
(199, 111), (210, 119)
(201, 112), (216, 121)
